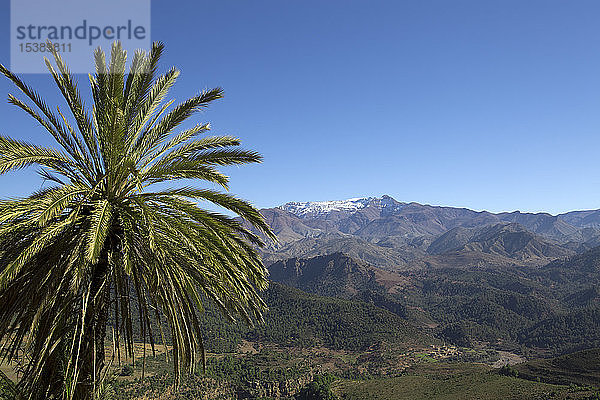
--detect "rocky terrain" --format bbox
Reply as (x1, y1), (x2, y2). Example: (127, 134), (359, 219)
(251, 195), (600, 271)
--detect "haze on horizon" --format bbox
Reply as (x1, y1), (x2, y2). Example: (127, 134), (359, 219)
(0, 0), (599, 215)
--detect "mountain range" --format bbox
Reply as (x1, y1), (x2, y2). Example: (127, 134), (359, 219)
(252, 196), (600, 355)
(252, 195), (600, 270)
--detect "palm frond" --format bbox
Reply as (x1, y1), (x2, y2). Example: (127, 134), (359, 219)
(85, 200), (113, 264)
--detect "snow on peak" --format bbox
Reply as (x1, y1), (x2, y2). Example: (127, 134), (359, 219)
(278, 195), (403, 217)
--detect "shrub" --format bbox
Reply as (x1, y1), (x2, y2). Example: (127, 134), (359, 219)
(119, 365), (134, 377)
(498, 365), (519, 378)
(295, 374), (338, 400)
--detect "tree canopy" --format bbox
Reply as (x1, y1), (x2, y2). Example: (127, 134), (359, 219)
(0, 41), (274, 399)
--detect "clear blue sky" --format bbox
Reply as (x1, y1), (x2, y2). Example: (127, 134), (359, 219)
(1, 0), (599, 215)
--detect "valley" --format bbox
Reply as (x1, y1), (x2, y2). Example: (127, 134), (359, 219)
(3, 195), (600, 399)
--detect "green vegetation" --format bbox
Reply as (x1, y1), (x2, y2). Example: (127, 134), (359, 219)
(519, 309), (600, 354)
(111, 349), (313, 399)
(295, 374), (339, 400)
(251, 283), (427, 350)
(332, 363), (598, 400)
(102, 349), (600, 400)
(269, 251), (600, 357)
(513, 348), (600, 387)
(499, 365), (520, 378)
(197, 282), (431, 353)
(393, 267), (600, 355)
(203, 353), (310, 384)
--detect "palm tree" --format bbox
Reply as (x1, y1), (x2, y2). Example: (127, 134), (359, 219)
(0, 41), (274, 399)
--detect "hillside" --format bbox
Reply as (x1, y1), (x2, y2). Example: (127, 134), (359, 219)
(497, 211), (584, 243)
(332, 362), (598, 400)
(538, 245), (600, 285)
(261, 233), (422, 270)
(513, 348), (600, 387)
(265, 251), (600, 356)
(248, 196), (594, 273)
(252, 282), (429, 350)
(268, 253), (405, 297)
(519, 308), (600, 354)
(427, 223), (574, 262)
(268, 253), (411, 318)
(200, 281), (431, 353)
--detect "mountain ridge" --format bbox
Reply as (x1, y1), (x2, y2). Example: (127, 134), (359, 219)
(277, 195), (600, 222)
(249, 195), (593, 270)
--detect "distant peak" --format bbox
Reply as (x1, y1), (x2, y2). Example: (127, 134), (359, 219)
(278, 195), (404, 217)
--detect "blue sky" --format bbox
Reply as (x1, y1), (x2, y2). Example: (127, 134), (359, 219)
(1, 0), (600, 214)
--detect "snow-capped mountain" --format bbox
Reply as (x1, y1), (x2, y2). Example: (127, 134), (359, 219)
(278, 195), (405, 218)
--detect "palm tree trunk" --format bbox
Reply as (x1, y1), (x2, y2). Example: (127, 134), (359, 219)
(74, 248), (111, 400)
